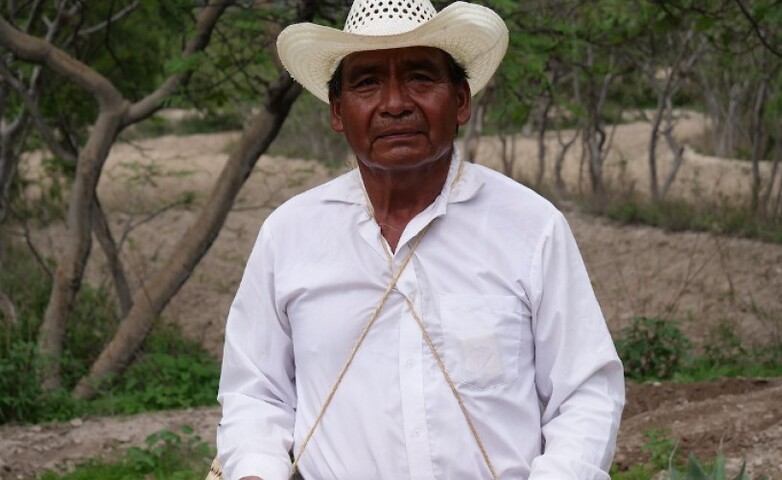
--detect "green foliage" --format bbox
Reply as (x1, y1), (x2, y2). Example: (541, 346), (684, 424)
(668, 452), (749, 480)
(90, 324), (220, 415)
(611, 428), (678, 479)
(643, 429), (678, 471)
(616, 317), (692, 380)
(600, 196), (782, 245)
(0, 239), (219, 425)
(38, 425), (213, 480)
(611, 463), (659, 480)
(124, 110), (246, 140)
(675, 341), (782, 383)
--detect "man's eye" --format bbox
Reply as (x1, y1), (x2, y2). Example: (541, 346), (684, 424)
(410, 73), (433, 82)
(355, 77), (377, 88)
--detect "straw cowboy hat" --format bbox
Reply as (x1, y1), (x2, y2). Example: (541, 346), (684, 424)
(276, 0), (509, 103)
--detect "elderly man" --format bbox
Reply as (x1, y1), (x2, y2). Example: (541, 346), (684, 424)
(216, 1), (625, 479)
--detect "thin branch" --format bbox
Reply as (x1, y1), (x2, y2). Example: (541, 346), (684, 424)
(91, 194), (133, 317)
(0, 286), (18, 325)
(117, 196), (196, 252)
(0, 290), (18, 326)
(733, 0), (782, 58)
(0, 14), (126, 109)
(0, 61), (77, 163)
(23, 0), (45, 34)
(78, 0), (139, 37)
(125, 0), (235, 123)
(8, 210), (53, 280)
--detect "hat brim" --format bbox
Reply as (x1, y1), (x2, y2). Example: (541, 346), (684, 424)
(276, 2), (509, 103)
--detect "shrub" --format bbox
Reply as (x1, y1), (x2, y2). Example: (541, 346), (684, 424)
(616, 316), (692, 380)
(38, 425), (213, 480)
(90, 324), (220, 415)
(668, 452), (749, 480)
(0, 238), (219, 424)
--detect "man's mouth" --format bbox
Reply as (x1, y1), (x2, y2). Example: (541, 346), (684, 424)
(375, 128), (420, 140)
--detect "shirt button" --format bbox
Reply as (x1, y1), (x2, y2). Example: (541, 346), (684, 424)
(405, 359), (415, 369)
(412, 428), (422, 439)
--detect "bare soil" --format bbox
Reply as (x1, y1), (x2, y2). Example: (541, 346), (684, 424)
(3, 113), (781, 479)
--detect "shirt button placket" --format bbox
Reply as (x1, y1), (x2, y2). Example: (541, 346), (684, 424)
(397, 265), (436, 480)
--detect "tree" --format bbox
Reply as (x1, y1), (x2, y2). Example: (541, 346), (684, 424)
(0, 0), (326, 399)
(636, 7), (706, 200)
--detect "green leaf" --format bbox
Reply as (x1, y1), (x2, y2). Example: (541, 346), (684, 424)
(164, 52), (206, 75)
(685, 453), (709, 480)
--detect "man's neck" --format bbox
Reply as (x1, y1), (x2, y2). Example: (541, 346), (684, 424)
(358, 153), (452, 252)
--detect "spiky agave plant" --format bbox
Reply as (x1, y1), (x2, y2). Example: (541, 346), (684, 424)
(668, 451), (749, 480)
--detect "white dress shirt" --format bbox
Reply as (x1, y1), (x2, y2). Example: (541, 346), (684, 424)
(217, 148), (625, 480)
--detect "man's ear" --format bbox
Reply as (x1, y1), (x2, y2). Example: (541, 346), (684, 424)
(456, 81), (472, 127)
(330, 93), (344, 133)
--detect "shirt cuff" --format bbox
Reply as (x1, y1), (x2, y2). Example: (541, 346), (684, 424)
(220, 453), (292, 480)
(528, 455), (611, 480)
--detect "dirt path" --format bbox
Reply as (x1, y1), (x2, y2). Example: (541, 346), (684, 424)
(8, 115), (782, 479)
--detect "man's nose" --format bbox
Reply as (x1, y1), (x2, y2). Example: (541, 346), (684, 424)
(379, 77), (413, 117)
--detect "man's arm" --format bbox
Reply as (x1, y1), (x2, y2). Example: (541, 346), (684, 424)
(217, 225), (297, 480)
(528, 212), (625, 480)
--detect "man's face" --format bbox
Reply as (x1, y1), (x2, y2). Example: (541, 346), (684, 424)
(329, 47), (471, 172)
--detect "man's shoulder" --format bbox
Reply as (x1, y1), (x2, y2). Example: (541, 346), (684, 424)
(264, 169), (359, 227)
(468, 163), (560, 218)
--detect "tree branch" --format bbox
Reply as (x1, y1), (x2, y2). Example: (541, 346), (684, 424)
(125, 0), (234, 124)
(0, 290), (17, 326)
(733, 0), (782, 58)
(78, 0), (140, 37)
(91, 194), (133, 317)
(0, 61), (77, 163)
(0, 14), (125, 110)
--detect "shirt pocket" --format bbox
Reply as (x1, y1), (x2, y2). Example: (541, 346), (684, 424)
(438, 294), (524, 389)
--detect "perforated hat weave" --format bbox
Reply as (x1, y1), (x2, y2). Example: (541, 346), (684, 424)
(276, 0), (509, 103)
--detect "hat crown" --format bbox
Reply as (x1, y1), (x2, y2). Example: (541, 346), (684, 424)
(343, 0), (437, 36)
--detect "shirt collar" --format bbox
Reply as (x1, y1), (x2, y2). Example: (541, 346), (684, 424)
(321, 146), (484, 207)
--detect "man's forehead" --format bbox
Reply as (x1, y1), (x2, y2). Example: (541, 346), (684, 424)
(341, 46), (448, 70)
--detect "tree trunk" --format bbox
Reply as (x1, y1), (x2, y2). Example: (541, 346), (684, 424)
(648, 94), (664, 200)
(749, 81), (767, 214)
(554, 127), (578, 197)
(535, 96), (552, 188)
(761, 135), (780, 217)
(660, 113), (685, 199)
(73, 74), (302, 400)
(462, 81), (494, 163)
(38, 108), (125, 390)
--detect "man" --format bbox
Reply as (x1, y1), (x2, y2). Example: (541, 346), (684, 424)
(217, 1), (625, 479)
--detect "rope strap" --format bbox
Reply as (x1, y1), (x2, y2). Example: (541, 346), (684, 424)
(289, 223), (431, 478)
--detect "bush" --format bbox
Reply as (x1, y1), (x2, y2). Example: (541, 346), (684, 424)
(616, 316), (692, 380)
(598, 195), (782, 245)
(38, 425), (213, 480)
(90, 324), (220, 415)
(668, 452), (749, 480)
(0, 239), (219, 424)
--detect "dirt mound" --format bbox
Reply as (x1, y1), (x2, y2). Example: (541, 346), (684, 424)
(617, 378), (782, 478)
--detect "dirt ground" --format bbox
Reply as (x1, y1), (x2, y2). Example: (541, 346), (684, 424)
(2, 113), (781, 479)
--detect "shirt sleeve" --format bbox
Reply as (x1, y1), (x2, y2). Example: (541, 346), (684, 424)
(217, 224), (296, 480)
(527, 212), (625, 480)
